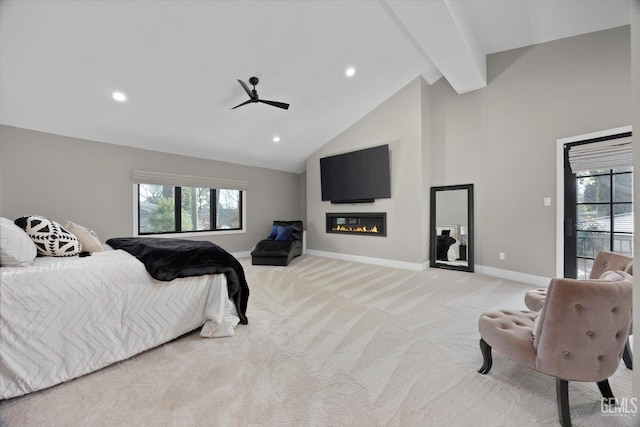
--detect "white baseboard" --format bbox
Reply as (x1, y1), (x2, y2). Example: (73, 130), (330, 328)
(232, 251), (252, 259)
(245, 248), (550, 286)
(305, 249), (429, 271)
(304, 250), (550, 286)
(475, 264), (550, 287)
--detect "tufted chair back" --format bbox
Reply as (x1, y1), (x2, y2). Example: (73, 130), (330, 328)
(524, 251), (632, 313)
(533, 272), (633, 383)
(588, 251), (633, 280)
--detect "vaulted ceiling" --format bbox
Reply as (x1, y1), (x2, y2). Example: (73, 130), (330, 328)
(0, 0), (630, 173)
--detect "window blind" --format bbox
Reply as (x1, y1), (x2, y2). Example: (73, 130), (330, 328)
(132, 170), (249, 191)
(567, 135), (632, 174)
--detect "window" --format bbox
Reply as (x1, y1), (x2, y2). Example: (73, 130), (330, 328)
(133, 171), (247, 236)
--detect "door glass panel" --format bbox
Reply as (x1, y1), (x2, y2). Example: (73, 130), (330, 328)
(613, 173), (633, 202)
(613, 204), (633, 233)
(577, 175), (610, 203)
(613, 166), (633, 173)
(577, 169), (610, 177)
(577, 231), (610, 259)
(613, 233), (634, 257)
(576, 258), (593, 280)
(577, 204), (611, 231)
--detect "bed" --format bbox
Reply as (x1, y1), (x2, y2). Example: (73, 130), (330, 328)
(0, 232), (248, 400)
(435, 224), (462, 262)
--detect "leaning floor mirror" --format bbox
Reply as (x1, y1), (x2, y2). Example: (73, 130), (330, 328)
(430, 184), (474, 272)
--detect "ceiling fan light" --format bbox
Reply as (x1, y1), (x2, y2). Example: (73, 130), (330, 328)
(345, 67), (356, 77)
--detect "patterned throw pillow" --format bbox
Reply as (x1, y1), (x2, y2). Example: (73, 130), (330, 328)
(14, 215), (81, 257)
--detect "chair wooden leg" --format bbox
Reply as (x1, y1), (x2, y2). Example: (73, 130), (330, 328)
(597, 379), (614, 399)
(556, 378), (572, 427)
(623, 337), (633, 370)
(478, 338), (492, 374)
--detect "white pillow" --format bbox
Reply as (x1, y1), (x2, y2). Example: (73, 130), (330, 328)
(65, 221), (103, 253)
(14, 215), (81, 257)
(0, 217), (37, 266)
(599, 270), (626, 281)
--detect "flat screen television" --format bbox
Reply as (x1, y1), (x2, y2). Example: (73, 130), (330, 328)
(320, 144), (391, 203)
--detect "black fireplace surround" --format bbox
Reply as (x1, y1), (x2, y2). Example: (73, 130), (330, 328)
(326, 213), (386, 236)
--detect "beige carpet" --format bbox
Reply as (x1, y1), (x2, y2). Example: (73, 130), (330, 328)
(0, 255), (633, 426)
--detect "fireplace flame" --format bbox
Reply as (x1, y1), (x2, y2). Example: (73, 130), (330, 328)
(332, 225), (379, 233)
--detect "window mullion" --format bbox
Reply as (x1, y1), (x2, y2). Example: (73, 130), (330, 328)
(137, 185), (142, 235)
(610, 171), (614, 252)
(238, 190), (243, 229)
(175, 187), (182, 232)
(211, 189), (216, 231)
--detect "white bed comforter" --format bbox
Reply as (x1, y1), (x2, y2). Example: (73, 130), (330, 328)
(0, 249), (239, 400)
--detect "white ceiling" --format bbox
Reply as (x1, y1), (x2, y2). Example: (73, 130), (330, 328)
(0, 0), (630, 173)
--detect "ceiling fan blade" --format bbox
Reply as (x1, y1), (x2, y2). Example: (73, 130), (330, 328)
(231, 99), (252, 110)
(259, 99), (290, 110)
(237, 79), (254, 98)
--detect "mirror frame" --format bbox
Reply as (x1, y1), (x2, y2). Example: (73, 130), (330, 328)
(429, 184), (474, 272)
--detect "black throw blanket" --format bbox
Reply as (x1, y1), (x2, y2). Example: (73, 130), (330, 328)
(436, 235), (457, 261)
(106, 237), (248, 324)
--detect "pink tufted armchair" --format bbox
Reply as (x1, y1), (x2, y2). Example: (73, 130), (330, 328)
(478, 272), (633, 427)
(524, 251), (632, 311)
(524, 251), (633, 370)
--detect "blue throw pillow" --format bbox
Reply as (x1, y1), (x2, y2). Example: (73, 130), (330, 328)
(267, 225), (278, 240)
(275, 225), (294, 241)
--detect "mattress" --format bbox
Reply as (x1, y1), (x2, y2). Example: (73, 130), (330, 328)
(0, 249), (239, 400)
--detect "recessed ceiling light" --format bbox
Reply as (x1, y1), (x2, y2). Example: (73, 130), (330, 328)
(273, 136), (281, 143)
(345, 67), (356, 77)
(111, 91), (127, 102)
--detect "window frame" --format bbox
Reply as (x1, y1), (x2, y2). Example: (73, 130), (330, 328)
(555, 125), (632, 278)
(562, 130), (633, 279)
(133, 183), (246, 237)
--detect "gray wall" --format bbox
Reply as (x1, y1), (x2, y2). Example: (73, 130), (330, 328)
(0, 125), (301, 253)
(298, 171), (307, 227)
(306, 77), (431, 264)
(305, 26), (631, 277)
(431, 26), (631, 277)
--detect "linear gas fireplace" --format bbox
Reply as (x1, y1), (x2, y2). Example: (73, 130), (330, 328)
(326, 213), (386, 237)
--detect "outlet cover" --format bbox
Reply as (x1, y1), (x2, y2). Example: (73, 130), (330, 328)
(499, 252), (506, 260)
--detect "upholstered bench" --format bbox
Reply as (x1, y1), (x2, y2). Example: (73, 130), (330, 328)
(251, 220), (303, 266)
(251, 240), (298, 266)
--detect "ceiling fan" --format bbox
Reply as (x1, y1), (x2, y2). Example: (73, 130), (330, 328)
(231, 77), (290, 110)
